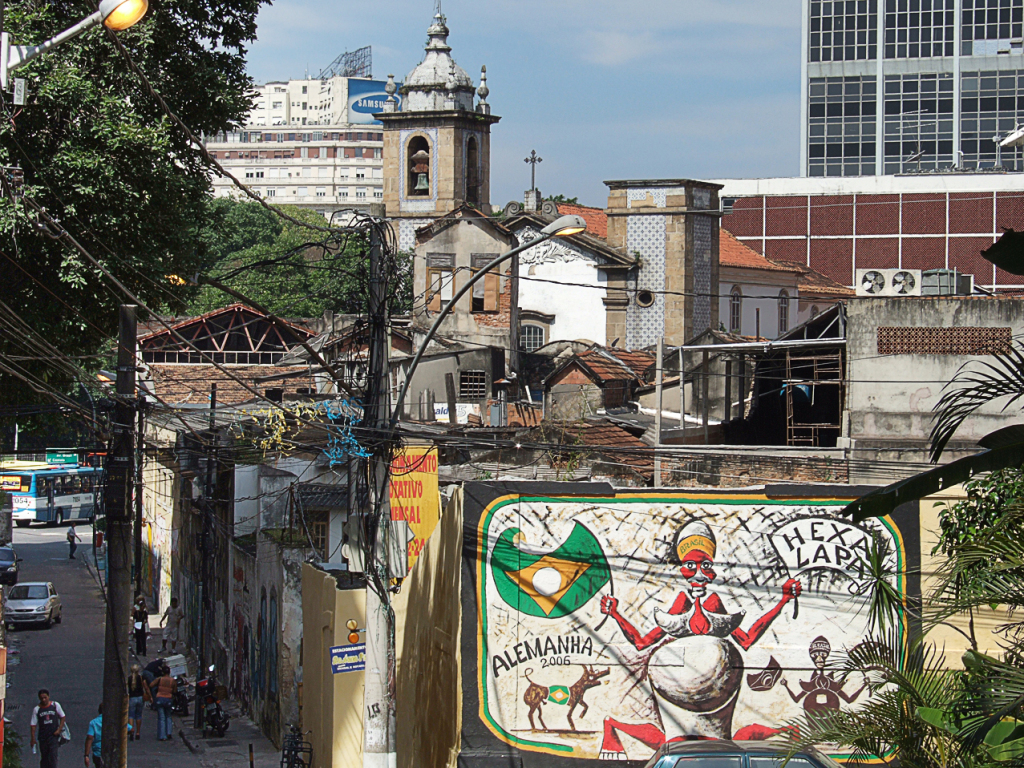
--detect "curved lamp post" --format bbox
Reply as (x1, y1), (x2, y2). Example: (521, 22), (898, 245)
(1, 0), (149, 85)
(391, 213), (587, 424)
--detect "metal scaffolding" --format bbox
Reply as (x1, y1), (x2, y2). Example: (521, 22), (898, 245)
(318, 46), (372, 80)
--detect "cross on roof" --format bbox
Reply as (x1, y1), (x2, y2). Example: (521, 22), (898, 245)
(525, 150), (542, 191)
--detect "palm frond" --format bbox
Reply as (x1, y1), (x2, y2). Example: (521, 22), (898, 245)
(931, 343), (1024, 462)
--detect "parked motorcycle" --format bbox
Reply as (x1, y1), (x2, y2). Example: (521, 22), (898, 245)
(171, 675), (190, 718)
(196, 665), (229, 737)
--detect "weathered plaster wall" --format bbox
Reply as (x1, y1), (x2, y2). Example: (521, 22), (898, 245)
(301, 489), (464, 768)
(845, 297), (1024, 461)
(516, 225), (608, 346)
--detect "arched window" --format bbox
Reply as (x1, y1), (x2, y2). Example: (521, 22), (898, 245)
(407, 135), (431, 197)
(466, 136), (479, 204)
(729, 287), (742, 334)
(520, 324), (545, 352)
(778, 290), (790, 335)
(810, 305), (820, 319)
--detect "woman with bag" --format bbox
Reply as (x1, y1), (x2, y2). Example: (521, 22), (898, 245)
(127, 664), (151, 741)
(149, 665), (177, 741)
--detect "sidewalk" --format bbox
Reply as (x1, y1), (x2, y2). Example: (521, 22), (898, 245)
(83, 553), (281, 767)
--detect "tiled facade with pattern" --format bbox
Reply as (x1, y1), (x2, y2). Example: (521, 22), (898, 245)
(606, 180), (722, 348)
(722, 189), (1024, 288)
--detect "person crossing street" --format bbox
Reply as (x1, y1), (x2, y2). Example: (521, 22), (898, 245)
(66, 524), (81, 560)
(30, 689), (66, 768)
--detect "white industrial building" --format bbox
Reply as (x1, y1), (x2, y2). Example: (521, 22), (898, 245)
(205, 70), (397, 216)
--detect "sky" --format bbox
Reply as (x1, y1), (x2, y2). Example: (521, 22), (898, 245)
(245, 0), (804, 208)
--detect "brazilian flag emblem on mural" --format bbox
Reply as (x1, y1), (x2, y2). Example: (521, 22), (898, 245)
(491, 522), (610, 618)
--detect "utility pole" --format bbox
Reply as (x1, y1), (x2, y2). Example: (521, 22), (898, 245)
(195, 382), (216, 728)
(101, 305), (136, 768)
(134, 395), (144, 598)
(364, 203), (397, 768)
(654, 337), (663, 487)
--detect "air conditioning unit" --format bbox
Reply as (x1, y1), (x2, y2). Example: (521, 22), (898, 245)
(855, 268), (923, 297)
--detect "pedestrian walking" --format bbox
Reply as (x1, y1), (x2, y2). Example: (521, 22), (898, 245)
(84, 703), (133, 768)
(127, 664), (151, 741)
(132, 596), (148, 656)
(84, 704), (102, 768)
(149, 664), (177, 741)
(66, 524), (81, 560)
(141, 657), (163, 686)
(30, 689), (66, 768)
(159, 597), (184, 653)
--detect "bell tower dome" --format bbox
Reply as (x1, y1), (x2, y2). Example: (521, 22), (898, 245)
(378, 11), (500, 230)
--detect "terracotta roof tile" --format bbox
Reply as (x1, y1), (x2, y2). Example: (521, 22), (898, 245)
(148, 365), (315, 405)
(529, 419), (652, 469)
(576, 348), (655, 383)
(556, 203), (608, 239)
(796, 266), (855, 297)
(720, 230), (802, 273)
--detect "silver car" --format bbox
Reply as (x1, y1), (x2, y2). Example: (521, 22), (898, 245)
(5, 582), (62, 628)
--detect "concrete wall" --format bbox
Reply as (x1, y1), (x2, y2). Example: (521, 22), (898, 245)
(301, 488), (464, 768)
(393, 347), (502, 422)
(302, 565), (367, 768)
(919, 486), (1006, 668)
(845, 297), (1024, 464)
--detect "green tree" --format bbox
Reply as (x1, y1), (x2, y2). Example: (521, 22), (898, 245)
(0, 0), (267, 414)
(191, 199), (413, 319)
(544, 194), (579, 204)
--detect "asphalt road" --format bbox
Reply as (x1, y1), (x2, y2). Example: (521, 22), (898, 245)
(5, 523), (282, 768)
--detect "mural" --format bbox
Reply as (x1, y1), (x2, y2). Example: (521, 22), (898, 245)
(465, 490), (911, 764)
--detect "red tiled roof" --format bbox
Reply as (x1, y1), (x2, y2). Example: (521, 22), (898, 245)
(577, 348), (654, 383)
(557, 203), (608, 239)
(603, 348), (655, 379)
(720, 230), (802, 273)
(796, 266), (855, 297)
(530, 419), (651, 467)
(148, 365), (315, 405)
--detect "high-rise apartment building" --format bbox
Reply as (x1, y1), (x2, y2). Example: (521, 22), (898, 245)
(801, 0), (1024, 176)
(205, 76), (398, 215)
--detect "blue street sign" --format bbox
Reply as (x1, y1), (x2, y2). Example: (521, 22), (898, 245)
(330, 643), (366, 674)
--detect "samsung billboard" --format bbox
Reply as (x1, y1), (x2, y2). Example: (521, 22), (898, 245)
(348, 79), (402, 125)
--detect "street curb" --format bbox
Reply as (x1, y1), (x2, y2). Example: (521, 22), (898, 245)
(177, 720), (205, 755)
(82, 552), (104, 592)
(179, 728), (203, 755)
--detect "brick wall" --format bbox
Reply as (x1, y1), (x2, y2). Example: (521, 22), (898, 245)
(723, 190), (1018, 290)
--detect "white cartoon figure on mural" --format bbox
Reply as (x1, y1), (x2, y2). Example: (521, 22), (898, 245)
(596, 520), (802, 758)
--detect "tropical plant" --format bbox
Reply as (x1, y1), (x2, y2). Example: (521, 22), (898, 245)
(785, 631), (967, 768)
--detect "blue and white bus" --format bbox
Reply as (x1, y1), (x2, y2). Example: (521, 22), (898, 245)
(1, 463), (103, 527)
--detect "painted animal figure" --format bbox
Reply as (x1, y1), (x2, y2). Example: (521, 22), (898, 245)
(567, 665), (610, 731)
(522, 669), (549, 731)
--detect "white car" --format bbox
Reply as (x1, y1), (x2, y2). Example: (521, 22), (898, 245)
(5, 582), (62, 628)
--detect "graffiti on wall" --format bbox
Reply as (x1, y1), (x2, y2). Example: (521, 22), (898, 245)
(470, 495), (906, 763)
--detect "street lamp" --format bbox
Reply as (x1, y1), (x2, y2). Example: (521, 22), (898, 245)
(0, 0), (149, 85)
(391, 213), (587, 422)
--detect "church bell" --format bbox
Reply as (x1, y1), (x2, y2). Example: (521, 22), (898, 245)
(414, 173), (430, 191)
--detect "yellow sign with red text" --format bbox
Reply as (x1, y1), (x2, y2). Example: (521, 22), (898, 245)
(389, 447), (440, 572)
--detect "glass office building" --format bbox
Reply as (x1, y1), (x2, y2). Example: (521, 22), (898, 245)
(802, 0), (1024, 176)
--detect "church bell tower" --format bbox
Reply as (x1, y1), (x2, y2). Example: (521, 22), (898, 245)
(378, 11), (499, 231)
